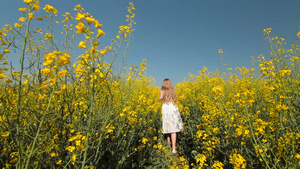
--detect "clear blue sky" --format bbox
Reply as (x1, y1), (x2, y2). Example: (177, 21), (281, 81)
(1, 0), (300, 86)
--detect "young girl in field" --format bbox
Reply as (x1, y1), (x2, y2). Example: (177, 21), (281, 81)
(159, 78), (183, 154)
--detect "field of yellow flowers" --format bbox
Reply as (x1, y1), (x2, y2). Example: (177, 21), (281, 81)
(0, 1), (300, 168)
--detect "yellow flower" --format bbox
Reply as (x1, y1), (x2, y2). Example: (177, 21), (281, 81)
(218, 49), (223, 54)
(57, 53), (70, 66)
(90, 47), (96, 53)
(212, 85), (223, 95)
(56, 160), (62, 165)
(65, 146), (75, 152)
(129, 2), (135, 10)
(43, 52), (57, 66)
(84, 53), (91, 61)
(94, 42), (100, 46)
(278, 69), (291, 76)
(28, 13), (34, 21)
(54, 91), (62, 95)
(142, 137), (148, 144)
(1, 39), (8, 46)
(37, 16), (43, 21)
(33, 2), (40, 11)
(19, 17), (26, 22)
(19, 8), (26, 13)
(297, 30), (300, 37)
(58, 69), (67, 75)
(4, 48), (10, 53)
(76, 22), (85, 33)
(50, 152), (58, 157)
(78, 41), (86, 48)
(41, 68), (52, 75)
(100, 49), (107, 55)
(38, 94), (46, 100)
(75, 65), (85, 74)
(212, 160), (224, 169)
(75, 13), (85, 21)
(72, 154), (76, 164)
(229, 153), (246, 169)
(97, 29), (105, 38)
(85, 16), (94, 24)
(75, 140), (81, 146)
(43, 60), (53, 66)
(23, 79), (28, 84)
(1, 131), (10, 139)
(196, 154), (207, 168)
(75, 4), (81, 9)
(39, 84), (47, 90)
(263, 28), (272, 35)
(14, 23), (22, 28)
(5, 164), (12, 168)
(157, 142), (163, 149)
(107, 46), (112, 52)
(43, 4), (58, 15)
(94, 20), (102, 28)
(44, 33), (53, 40)
(0, 74), (6, 79)
(24, 0), (32, 4)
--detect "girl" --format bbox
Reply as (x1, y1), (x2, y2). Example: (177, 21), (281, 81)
(159, 78), (183, 154)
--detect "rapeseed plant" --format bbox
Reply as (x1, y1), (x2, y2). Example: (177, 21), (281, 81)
(1, 0), (300, 168)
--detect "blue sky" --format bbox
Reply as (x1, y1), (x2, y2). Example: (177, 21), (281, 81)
(1, 0), (300, 86)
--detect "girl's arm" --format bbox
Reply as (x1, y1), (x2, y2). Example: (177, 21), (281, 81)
(158, 90), (164, 101)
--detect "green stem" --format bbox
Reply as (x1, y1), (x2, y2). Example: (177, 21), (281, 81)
(24, 73), (57, 169)
(16, 13), (31, 169)
(81, 24), (95, 169)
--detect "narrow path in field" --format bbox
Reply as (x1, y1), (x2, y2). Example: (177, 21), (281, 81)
(171, 154), (183, 168)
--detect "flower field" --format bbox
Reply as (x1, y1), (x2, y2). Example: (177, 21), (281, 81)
(0, 1), (300, 168)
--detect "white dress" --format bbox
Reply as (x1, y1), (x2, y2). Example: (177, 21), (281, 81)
(162, 102), (183, 134)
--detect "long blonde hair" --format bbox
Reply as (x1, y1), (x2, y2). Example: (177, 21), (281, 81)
(161, 78), (177, 103)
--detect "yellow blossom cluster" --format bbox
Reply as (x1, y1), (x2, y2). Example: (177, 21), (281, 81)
(175, 28), (300, 168)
